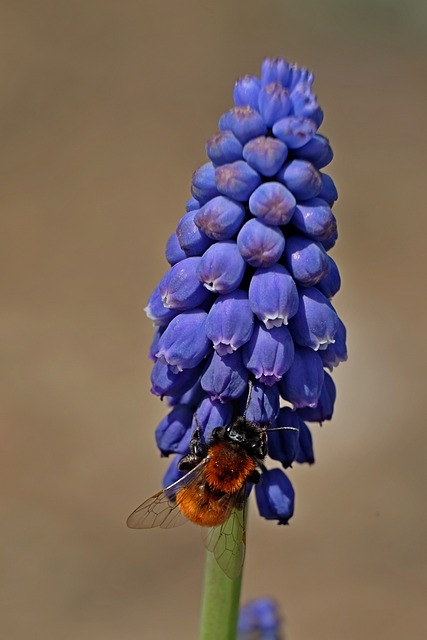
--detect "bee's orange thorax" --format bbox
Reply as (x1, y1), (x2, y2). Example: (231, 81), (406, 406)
(204, 441), (257, 494)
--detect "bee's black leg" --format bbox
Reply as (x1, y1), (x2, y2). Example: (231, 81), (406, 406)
(247, 469), (261, 484)
(178, 412), (207, 471)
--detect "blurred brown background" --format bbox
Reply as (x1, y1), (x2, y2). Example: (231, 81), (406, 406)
(1, 1), (426, 638)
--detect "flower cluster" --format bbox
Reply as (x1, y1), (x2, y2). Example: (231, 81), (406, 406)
(238, 597), (282, 640)
(146, 57), (347, 523)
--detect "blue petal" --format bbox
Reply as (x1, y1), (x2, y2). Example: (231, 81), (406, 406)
(165, 232), (187, 265)
(258, 82), (292, 127)
(219, 106), (267, 144)
(215, 160), (261, 202)
(238, 598), (281, 635)
(155, 405), (194, 455)
(237, 219), (285, 268)
(277, 159), (322, 200)
(260, 58), (290, 87)
(288, 287), (339, 350)
(150, 359), (203, 398)
(158, 257), (211, 310)
(156, 309), (211, 372)
(176, 211), (213, 256)
(278, 345), (325, 408)
(318, 318), (347, 370)
(243, 136), (288, 177)
(255, 468), (295, 524)
(241, 381), (280, 423)
(205, 289), (254, 355)
(298, 371), (336, 422)
(268, 407), (303, 468)
(293, 133), (333, 168)
(242, 322), (294, 386)
(192, 396), (233, 441)
(248, 264), (299, 328)
(272, 116), (317, 149)
(294, 420), (315, 464)
(145, 285), (180, 327)
(197, 241), (246, 293)
(206, 130), (243, 166)
(248, 182), (295, 226)
(201, 349), (248, 403)
(291, 198), (337, 243)
(191, 162), (219, 205)
(233, 75), (261, 110)
(316, 255), (341, 298)
(284, 234), (329, 287)
(318, 173), (338, 205)
(195, 195), (246, 241)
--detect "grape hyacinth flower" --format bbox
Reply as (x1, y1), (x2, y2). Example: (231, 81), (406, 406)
(238, 597), (283, 640)
(146, 58), (347, 529)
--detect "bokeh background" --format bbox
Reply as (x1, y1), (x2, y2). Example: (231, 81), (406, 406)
(1, 1), (427, 638)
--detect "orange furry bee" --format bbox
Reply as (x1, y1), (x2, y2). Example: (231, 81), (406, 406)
(127, 390), (297, 579)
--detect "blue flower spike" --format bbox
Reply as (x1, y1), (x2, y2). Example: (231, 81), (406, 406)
(144, 57), (347, 526)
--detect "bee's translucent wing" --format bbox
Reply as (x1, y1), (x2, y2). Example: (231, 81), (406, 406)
(127, 459), (208, 530)
(201, 490), (247, 580)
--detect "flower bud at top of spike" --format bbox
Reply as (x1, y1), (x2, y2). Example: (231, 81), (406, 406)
(176, 211), (213, 256)
(219, 106), (267, 144)
(200, 349), (248, 403)
(279, 345), (324, 408)
(268, 407), (303, 467)
(288, 287), (339, 351)
(145, 285), (180, 326)
(205, 289), (254, 355)
(318, 173), (338, 206)
(277, 159), (322, 201)
(295, 421), (315, 465)
(233, 75), (261, 110)
(191, 162), (219, 205)
(197, 240), (246, 293)
(165, 232), (187, 265)
(298, 371), (336, 422)
(248, 264), (299, 328)
(272, 116), (317, 149)
(291, 84), (323, 126)
(242, 322), (294, 386)
(293, 134), (333, 169)
(159, 257), (211, 310)
(150, 359), (203, 398)
(155, 404), (194, 455)
(206, 130), (243, 166)
(255, 467), (295, 524)
(155, 309), (210, 372)
(287, 65), (314, 91)
(194, 196), (246, 241)
(258, 82), (292, 127)
(248, 182), (295, 226)
(260, 58), (290, 87)
(243, 136), (288, 177)
(291, 198), (337, 243)
(215, 160), (261, 202)
(237, 219), (285, 268)
(284, 234), (329, 287)
(317, 255), (341, 299)
(192, 396), (233, 441)
(319, 318), (347, 370)
(241, 380), (280, 424)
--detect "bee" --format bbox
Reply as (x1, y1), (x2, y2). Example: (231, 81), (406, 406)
(127, 385), (298, 579)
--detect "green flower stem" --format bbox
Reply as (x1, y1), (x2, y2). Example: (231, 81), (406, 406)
(198, 510), (248, 640)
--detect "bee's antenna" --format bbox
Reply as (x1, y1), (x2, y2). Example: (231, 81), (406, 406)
(265, 426), (299, 433)
(243, 380), (253, 418)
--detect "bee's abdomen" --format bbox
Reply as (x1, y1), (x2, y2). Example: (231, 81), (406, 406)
(176, 485), (228, 527)
(205, 442), (257, 493)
